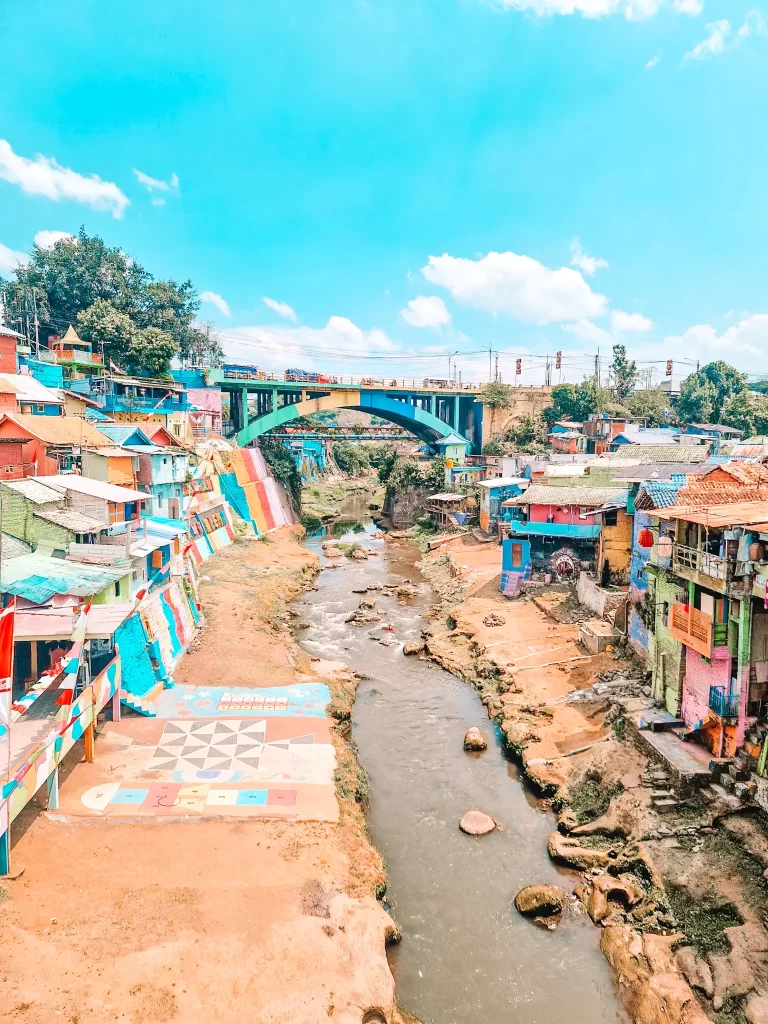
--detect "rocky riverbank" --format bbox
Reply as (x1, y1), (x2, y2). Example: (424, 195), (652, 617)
(415, 534), (768, 1024)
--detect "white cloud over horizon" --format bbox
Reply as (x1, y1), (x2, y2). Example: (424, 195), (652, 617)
(220, 316), (398, 373)
(645, 54), (662, 69)
(0, 140), (129, 218)
(262, 296), (298, 322)
(201, 291), (232, 318)
(611, 309), (654, 332)
(492, 0), (701, 19)
(400, 295), (452, 328)
(0, 241), (28, 274)
(34, 230), (74, 249)
(685, 11), (766, 60)
(421, 250), (607, 324)
(569, 238), (609, 276)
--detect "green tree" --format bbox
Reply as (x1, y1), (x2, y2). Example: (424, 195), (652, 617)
(676, 361), (747, 424)
(721, 390), (768, 437)
(424, 455), (447, 491)
(505, 414), (542, 447)
(76, 298), (136, 364)
(332, 440), (370, 476)
(260, 436), (301, 511)
(127, 327), (178, 378)
(542, 382), (597, 425)
(371, 444), (400, 484)
(2, 227), (200, 376)
(478, 381), (514, 409)
(387, 457), (425, 490)
(610, 344), (638, 400)
(626, 388), (673, 427)
(181, 321), (224, 367)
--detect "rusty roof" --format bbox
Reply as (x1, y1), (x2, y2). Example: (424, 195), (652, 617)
(657, 500), (768, 528)
(0, 413), (113, 447)
(701, 463), (768, 485)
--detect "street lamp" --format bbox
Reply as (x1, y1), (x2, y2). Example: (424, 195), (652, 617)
(448, 350), (459, 382)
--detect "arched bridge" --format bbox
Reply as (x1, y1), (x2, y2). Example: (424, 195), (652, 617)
(208, 370), (487, 452)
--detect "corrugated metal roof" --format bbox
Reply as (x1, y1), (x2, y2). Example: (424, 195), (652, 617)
(97, 424), (155, 446)
(0, 551), (131, 604)
(34, 507), (104, 532)
(0, 374), (63, 404)
(39, 474), (148, 503)
(14, 603), (132, 640)
(634, 482), (681, 510)
(590, 445), (710, 464)
(659, 500), (768, 528)
(503, 484), (628, 507)
(613, 429), (680, 445)
(477, 477), (529, 489)
(1, 533), (30, 559)
(1, 478), (66, 504)
(701, 463), (768, 485)
(689, 423), (743, 435)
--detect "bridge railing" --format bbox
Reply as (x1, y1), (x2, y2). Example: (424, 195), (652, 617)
(221, 369), (488, 390)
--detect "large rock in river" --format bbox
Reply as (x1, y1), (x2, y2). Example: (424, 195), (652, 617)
(463, 727), (488, 751)
(514, 884), (565, 917)
(459, 810), (496, 835)
(547, 831), (611, 870)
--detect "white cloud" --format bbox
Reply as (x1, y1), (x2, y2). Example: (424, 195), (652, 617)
(262, 296), (298, 322)
(493, 0), (698, 18)
(569, 237), (608, 276)
(221, 316), (398, 372)
(201, 291), (232, 318)
(737, 9), (768, 38)
(611, 309), (654, 332)
(672, 0), (702, 13)
(685, 18), (731, 59)
(400, 295), (452, 329)
(132, 169), (179, 193)
(421, 250), (607, 324)
(664, 314), (768, 362)
(561, 319), (613, 344)
(645, 54), (662, 69)
(34, 230), (74, 249)
(151, 197), (166, 207)
(0, 242), (28, 274)
(0, 139), (129, 218)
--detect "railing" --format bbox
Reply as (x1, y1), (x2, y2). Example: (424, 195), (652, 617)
(53, 349), (104, 366)
(669, 602), (713, 658)
(216, 369), (550, 392)
(709, 687), (739, 719)
(103, 395), (185, 412)
(673, 543), (728, 581)
(713, 622), (728, 647)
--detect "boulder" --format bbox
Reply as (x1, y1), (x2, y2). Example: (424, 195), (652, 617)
(514, 884), (565, 917)
(547, 831), (611, 870)
(483, 613), (506, 628)
(587, 873), (645, 924)
(746, 996), (768, 1024)
(351, 548), (369, 561)
(403, 641), (426, 657)
(352, 587), (369, 595)
(463, 727), (488, 752)
(359, 598), (376, 610)
(675, 947), (714, 999)
(324, 546), (345, 559)
(345, 611), (380, 625)
(558, 809), (579, 833)
(459, 810), (496, 835)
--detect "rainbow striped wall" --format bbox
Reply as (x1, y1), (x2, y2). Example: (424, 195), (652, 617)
(220, 446), (295, 534)
(0, 655), (121, 833)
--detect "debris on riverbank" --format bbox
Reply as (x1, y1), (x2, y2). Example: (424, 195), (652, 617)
(420, 534), (768, 1024)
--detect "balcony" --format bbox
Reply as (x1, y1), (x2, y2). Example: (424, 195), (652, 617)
(669, 602), (713, 658)
(709, 686), (739, 720)
(673, 543), (728, 582)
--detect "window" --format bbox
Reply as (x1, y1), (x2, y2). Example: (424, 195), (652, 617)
(115, 580), (121, 597)
(36, 404), (44, 413)
(173, 424), (181, 436)
(605, 510), (618, 527)
(511, 543), (523, 569)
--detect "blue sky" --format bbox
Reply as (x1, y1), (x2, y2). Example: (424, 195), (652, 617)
(1, 0), (767, 385)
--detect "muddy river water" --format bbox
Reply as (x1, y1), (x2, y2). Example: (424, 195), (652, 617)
(293, 513), (625, 1024)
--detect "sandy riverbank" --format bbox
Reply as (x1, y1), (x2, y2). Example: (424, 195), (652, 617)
(0, 527), (406, 1024)
(412, 534), (768, 1024)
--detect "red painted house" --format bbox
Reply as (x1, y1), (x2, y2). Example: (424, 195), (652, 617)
(0, 414), (113, 480)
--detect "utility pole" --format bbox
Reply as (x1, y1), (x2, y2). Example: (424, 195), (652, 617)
(31, 289), (40, 359)
(595, 348), (600, 387)
(488, 347), (493, 382)
(448, 350), (458, 382)
(494, 352), (499, 383)
(545, 354), (551, 387)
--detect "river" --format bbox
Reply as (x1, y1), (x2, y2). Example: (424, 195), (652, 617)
(293, 507), (625, 1024)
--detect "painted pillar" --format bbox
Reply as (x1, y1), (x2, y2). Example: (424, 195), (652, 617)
(737, 595), (753, 746)
(453, 396), (460, 432)
(112, 689), (121, 723)
(427, 395), (435, 415)
(46, 767), (59, 810)
(30, 641), (38, 682)
(0, 825), (9, 876)
(241, 387), (249, 425)
(271, 387), (279, 414)
(84, 721), (95, 763)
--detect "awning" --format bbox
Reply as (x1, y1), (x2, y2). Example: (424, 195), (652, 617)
(507, 521), (601, 540)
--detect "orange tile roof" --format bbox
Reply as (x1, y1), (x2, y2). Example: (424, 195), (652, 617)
(705, 463), (768, 485)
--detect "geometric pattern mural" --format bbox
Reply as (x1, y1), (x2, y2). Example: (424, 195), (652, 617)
(147, 719), (267, 772)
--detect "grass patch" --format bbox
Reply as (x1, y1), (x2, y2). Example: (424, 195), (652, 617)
(712, 996), (748, 1024)
(568, 769), (624, 824)
(665, 883), (742, 957)
(300, 513), (323, 533)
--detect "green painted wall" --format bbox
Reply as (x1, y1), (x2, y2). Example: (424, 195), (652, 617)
(0, 487), (71, 549)
(648, 569), (686, 715)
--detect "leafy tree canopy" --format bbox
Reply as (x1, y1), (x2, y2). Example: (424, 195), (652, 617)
(332, 439), (370, 477)
(626, 388), (674, 427)
(1, 227), (205, 377)
(609, 344), (638, 401)
(542, 379), (628, 427)
(721, 389), (768, 438)
(675, 361), (747, 424)
(479, 381), (514, 409)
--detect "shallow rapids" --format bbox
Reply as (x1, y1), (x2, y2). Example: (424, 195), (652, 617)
(293, 513), (625, 1024)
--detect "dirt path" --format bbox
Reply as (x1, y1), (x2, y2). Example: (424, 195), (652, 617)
(0, 528), (404, 1024)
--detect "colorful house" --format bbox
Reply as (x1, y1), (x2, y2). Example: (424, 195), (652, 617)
(0, 477), (106, 549)
(0, 372), (63, 416)
(37, 475), (148, 531)
(47, 324), (104, 375)
(129, 442), (191, 518)
(70, 374), (190, 439)
(0, 413), (114, 479)
(477, 477), (529, 533)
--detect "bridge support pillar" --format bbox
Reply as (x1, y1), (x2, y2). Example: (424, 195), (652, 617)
(427, 395), (435, 415)
(271, 387), (279, 413)
(452, 396), (460, 432)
